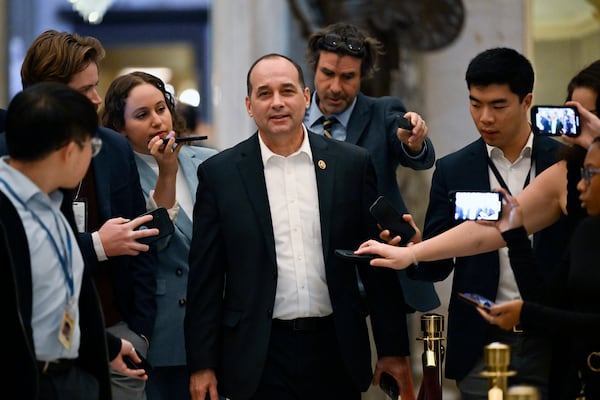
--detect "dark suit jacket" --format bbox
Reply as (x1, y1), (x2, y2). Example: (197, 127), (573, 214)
(1, 190), (113, 400)
(0, 127), (157, 339)
(411, 136), (569, 381)
(185, 132), (408, 399)
(339, 92), (440, 311)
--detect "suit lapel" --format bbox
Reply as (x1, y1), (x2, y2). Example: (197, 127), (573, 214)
(92, 148), (112, 219)
(308, 134), (336, 262)
(345, 94), (371, 145)
(237, 135), (278, 267)
(135, 154), (194, 242)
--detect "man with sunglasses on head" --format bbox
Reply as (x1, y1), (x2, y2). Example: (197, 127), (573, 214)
(304, 22), (439, 398)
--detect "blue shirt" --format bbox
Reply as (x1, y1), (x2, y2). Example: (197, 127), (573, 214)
(0, 156), (83, 361)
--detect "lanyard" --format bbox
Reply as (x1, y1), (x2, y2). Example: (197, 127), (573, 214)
(486, 155), (533, 196)
(0, 178), (74, 298)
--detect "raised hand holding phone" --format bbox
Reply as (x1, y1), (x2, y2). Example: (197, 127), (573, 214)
(369, 196), (416, 246)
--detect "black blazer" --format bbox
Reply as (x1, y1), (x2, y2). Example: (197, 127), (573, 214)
(411, 136), (569, 381)
(0, 127), (158, 339)
(1, 190), (112, 400)
(336, 92), (440, 311)
(185, 132), (408, 399)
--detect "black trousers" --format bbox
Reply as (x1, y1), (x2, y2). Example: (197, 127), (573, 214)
(38, 365), (99, 400)
(249, 317), (361, 400)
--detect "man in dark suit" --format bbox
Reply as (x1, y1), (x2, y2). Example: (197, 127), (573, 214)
(411, 48), (568, 398)
(303, 23), (439, 318)
(185, 53), (411, 400)
(0, 30), (158, 400)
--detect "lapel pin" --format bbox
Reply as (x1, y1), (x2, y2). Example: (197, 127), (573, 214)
(317, 160), (327, 170)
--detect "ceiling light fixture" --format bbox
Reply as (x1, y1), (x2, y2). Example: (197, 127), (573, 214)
(69, 0), (114, 24)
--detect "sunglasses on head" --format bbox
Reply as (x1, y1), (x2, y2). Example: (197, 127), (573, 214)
(317, 34), (365, 56)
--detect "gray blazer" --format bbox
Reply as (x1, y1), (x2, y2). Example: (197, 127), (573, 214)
(136, 144), (217, 366)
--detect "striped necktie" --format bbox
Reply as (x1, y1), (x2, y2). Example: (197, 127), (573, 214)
(322, 117), (336, 138)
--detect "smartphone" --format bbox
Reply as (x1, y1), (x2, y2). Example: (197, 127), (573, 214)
(123, 349), (153, 374)
(530, 105), (580, 136)
(173, 135), (208, 143)
(334, 249), (376, 263)
(380, 372), (400, 399)
(160, 135), (208, 149)
(450, 191), (502, 221)
(458, 292), (495, 311)
(397, 115), (414, 131)
(134, 207), (175, 245)
(369, 196), (416, 246)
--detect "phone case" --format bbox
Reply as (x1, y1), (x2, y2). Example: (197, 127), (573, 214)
(396, 115), (414, 131)
(334, 249), (376, 262)
(135, 207), (175, 245)
(123, 349), (153, 373)
(369, 196), (416, 246)
(380, 372), (399, 399)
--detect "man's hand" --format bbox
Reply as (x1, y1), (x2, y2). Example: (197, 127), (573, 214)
(97, 215), (158, 257)
(190, 369), (219, 400)
(477, 300), (524, 331)
(378, 214), (422, 245)
(397, 112), (428, 153)
(109, 338), (148, 380)
(373, 355), (416, 400)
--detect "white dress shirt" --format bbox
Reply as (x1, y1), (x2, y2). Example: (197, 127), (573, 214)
(258, 128), (333, 320)
(486, 133), (535, 303)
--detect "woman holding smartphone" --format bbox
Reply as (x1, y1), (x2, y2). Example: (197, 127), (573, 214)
(476, 134), (600, 398)
(102, 71), (217, 400)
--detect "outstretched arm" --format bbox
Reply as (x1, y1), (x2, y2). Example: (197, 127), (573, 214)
(356, 161), (568, 269)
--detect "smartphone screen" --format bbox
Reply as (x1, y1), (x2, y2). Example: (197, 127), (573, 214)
(369, 196), (416, 246)
(530, 105), (580, 136)
(458, 292), (495, 311)
(450, 191), (502, 221)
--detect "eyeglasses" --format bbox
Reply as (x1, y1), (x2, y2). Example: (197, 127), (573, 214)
(580, 166), (600, 185)
(317, 34), (365, 56)
(77, 137), (103, 157)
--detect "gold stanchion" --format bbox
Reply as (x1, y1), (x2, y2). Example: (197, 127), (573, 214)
(480, 342), (517, 399)
(505, 385), (540, 400)
(416, 313), (445, 400)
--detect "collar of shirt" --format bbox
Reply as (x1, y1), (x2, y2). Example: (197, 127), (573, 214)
(258, 124), (314, 166)
(0, 156), (64, 210)
(485, 132), (534, 163)
(304, 91), (356, 132)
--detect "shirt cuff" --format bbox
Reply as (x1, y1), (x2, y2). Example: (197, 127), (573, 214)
(148, 189), (180, 222)
(401, 140), (428, 159)
(92, 231), (108, 261)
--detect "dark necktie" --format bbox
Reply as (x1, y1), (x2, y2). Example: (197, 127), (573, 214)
(322, 117), (336, 138)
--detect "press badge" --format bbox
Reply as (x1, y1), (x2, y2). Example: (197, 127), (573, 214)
(58, 301), (76, 350)
(72, 200), (87, 233)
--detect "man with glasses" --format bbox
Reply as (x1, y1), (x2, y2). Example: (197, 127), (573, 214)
(0, 30), (159, 400)
(1, 82), (117, 400)
(304, 22), (439, 398)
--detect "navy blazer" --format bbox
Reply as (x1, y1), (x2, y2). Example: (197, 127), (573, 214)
(0, 126), (158, 340)
(412, 136), (569, 381)
(332, 92), (440, 311)
(1, 190), (112, 400)
(185, 132), (408, 399)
